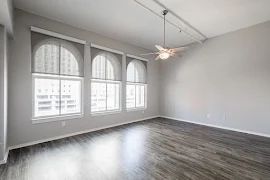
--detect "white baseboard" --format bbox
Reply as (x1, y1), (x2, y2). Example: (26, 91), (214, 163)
(160, 115), (270, 138)
(9, 116), (159, 150)
(0, 149), (9, 165)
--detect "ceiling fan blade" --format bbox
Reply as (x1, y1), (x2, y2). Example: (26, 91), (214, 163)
(155, 45), (164, 51)
(155, 55), (160, 60)
(141, 52), (159, 56)
(170, 46), (190, 52)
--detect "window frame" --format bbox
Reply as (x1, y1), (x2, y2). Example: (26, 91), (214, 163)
(91, 79), (122, 116)
(90, 51), (122, 115)
(31, 73), (84, 124)
(31, 36), (84, 123)
(126, 82), (147, 111)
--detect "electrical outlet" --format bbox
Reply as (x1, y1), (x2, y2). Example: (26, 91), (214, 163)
(143, 110), (145, 114)
(62, 121), (66, 127)
(207, 113), (211, 119)
(222, 116), (226, 120)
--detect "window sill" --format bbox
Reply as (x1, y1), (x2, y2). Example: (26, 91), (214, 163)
(127, 107), (147, 112)
(91, 110), (121, 117)
(32, 114), (84, 124)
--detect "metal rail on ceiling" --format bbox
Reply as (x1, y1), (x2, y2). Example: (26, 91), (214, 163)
(132, 0), (205, 44)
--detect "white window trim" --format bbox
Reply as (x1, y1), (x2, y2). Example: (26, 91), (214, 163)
(91, 110), (122, 117)
(127, 107), (147, 112)
(31, 26), (86, 45)
(31, 73), (84, 123)
(32, 114), (84, 124)
(91, 79), (122, 116)
(91, 43), (124, 55)
(126, 82), (147, 110)
(127, 54), (148, 62)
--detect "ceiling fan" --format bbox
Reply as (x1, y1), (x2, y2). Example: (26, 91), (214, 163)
(141, 10), (190, 60)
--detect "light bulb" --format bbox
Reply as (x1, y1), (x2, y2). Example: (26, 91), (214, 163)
(159, 52), (170, 60)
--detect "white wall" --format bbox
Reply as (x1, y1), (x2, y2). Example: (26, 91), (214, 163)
(160, 21), (270, 136)
(8, 9), (159, 147)
(0, 25), (8, 161)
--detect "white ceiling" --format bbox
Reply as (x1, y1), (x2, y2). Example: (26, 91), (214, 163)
(14, 0), (270, 50)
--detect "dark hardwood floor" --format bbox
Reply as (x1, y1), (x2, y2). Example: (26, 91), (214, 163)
(1, 117), (270, 180)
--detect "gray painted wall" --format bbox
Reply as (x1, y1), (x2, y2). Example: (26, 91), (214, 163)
(0, 25), (8, 161)
(8, 9), (159, 147)
(0, 0), (14, 36)
(160, 21), (270, 136)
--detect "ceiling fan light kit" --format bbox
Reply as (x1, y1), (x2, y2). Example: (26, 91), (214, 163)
(141, 9), (190, 60)
(159, 52), (170, 60)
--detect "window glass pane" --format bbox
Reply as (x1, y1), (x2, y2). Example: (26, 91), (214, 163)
(92, 55), (106, 79)
(91, 82), (106, 112)
(107, 83), (120, 110)
(61, 80), (81, 115)
(34, 78), (60, 117)
(136, 85), (145, 107)
(35, 42), (60, 74)
(126, 84), (136, 108)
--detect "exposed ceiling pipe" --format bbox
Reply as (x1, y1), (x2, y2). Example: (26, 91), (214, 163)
(132, 0), (205, 44)
(152, 0), (207, 40)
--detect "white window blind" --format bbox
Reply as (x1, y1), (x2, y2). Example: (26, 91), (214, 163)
(126, 60), (147, 83)
(91, 53), (121, 80)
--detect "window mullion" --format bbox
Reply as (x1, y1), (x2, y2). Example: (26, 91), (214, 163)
(105, 54), (107, 110)
(105, 54), (107, 80)
(59, 41), (62, 115)
(105, 82), (108, 110)
(134, 61), (136, 83)
(134, 62), (136, 108)
(144, 84), (146, 108)
(135, 84), (137, 108)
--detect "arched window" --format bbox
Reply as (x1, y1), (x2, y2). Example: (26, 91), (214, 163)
(91, 51), (121, 113)
(126, 59), (147, 109)
(32, 38), (83, 120)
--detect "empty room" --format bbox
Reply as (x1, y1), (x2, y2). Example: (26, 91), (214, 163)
(1, 0), (270, 179)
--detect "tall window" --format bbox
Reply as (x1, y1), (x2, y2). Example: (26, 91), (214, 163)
(32, 38), (83, 120)
(91, 52), (121, 113)
(126, 59), (147, 109)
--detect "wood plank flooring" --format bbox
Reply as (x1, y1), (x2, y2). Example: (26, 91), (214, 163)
(1, 117), (270, 180)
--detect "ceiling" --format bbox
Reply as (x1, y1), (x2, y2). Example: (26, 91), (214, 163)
(14, 0), (270, 50)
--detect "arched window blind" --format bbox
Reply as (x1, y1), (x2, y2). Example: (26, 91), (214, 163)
(127, 60), (147, 83)
(92, 52), (121, 80)
(32, 32), (84, 76)
(126, 57), (147, 109)
(91, 47), (122, 113)
(31, 31), (84, 120)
